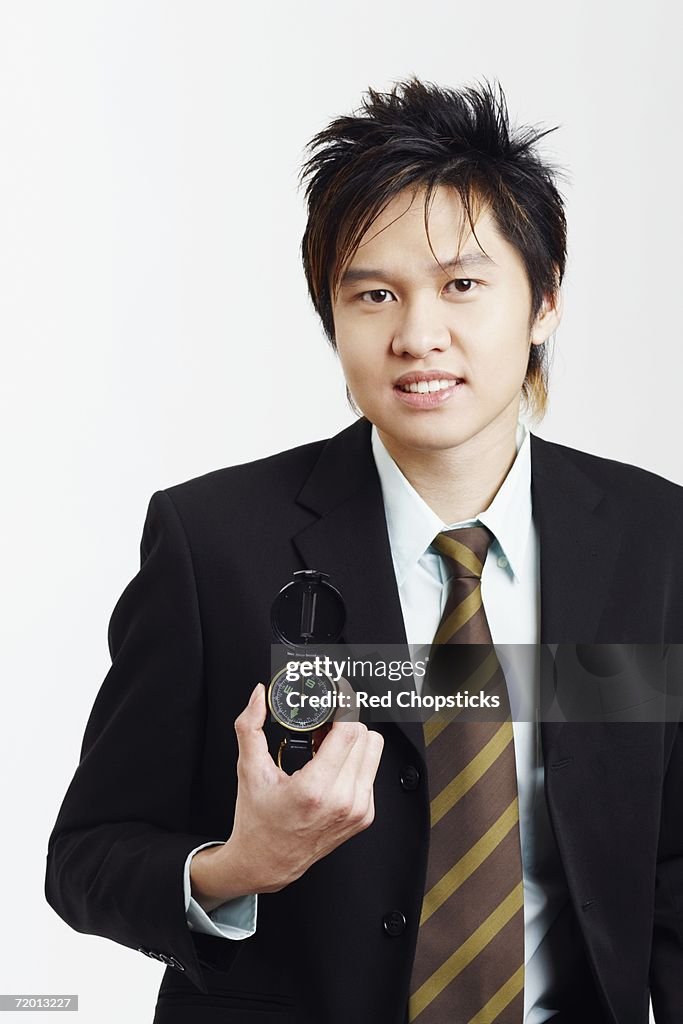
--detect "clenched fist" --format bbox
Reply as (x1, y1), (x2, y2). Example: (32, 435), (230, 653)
(190, 682), (384, 912)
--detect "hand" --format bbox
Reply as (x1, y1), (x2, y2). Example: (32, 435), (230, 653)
(189, 682), (384, 911)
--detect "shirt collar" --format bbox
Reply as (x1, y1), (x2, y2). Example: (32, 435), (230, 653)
(370, 421), (532, 586)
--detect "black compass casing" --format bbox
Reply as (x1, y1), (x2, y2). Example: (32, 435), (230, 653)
(267, 570), (346, 771)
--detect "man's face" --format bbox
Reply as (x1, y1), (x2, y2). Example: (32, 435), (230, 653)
(330, 185), (561, 455)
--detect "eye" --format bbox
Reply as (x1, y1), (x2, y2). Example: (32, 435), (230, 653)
(358, 288), (396, 304)
(448, 278), (478, 293)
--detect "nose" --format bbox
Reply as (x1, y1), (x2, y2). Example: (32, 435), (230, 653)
(390, 298), (452, 359)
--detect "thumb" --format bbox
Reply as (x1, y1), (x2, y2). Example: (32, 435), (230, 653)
(234, 683), (270, 768)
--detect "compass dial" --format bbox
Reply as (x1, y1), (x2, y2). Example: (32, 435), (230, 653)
(268, 664), (338, 731)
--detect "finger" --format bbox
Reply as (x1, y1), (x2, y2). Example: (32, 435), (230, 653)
(298, 720), (366, 786)
(333, 724), (383, 798)
(234, 683), (271, 768)
(335, 677), (360, 723)
(340, 730), (383, 829)
(361, 793), (376, 830)
(353, 729), (385, 802)
(311, 722), (332, 754)
(332, 721), (373, 788)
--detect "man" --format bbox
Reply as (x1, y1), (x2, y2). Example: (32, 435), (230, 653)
(45, 77), (683, 1023)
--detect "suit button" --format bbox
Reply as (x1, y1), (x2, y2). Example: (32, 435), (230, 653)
(169, 956), (186, 972)
(383, 910), (407, 936)
(158, 953), (175, 966)
(137, 947), (151, 957)
(400, 766), (420, 791)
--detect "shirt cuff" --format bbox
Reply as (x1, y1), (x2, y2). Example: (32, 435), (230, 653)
(183, 841), (258, 940)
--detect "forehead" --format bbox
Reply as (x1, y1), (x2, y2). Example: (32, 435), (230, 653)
(336, 185), (522, 287)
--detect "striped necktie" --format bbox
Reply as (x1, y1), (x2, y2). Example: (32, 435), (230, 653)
(408, 525), (525, 1024)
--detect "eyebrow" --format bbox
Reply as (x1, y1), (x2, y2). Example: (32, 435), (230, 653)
(339, 251), (497, 287)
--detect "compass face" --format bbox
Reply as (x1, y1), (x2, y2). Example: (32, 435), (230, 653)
(268, 664), (338, 731)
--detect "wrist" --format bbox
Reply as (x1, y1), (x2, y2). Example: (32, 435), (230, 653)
(190, 832), (293, 912)
(190, 839), (255, 912)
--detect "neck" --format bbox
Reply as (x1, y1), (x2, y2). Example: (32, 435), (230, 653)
(377, 410), (520, 524)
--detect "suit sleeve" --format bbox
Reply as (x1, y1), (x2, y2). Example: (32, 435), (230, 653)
(650, 716), (683, 1022)
(44, 488), (243, 994)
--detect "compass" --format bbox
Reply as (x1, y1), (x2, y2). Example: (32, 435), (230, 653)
(267, 569), (345, 773)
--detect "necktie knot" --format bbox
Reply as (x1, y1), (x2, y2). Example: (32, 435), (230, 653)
(431, 524), (494, 580)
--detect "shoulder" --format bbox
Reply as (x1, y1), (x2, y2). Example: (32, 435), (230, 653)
(533, 432), (683, 520)
(157, 433), (331, 519)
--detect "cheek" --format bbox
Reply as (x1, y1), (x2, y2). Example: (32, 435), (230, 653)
(337, 328), (380, 368)
(469, 310), (531, 365)
(336, 343), (371, 387)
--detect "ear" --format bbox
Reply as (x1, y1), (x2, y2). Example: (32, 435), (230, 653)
(530, 287), (563, 346)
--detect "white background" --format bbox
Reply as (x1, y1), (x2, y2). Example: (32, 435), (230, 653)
(1, 1), (679, 1020)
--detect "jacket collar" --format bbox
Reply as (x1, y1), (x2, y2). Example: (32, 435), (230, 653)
(370, 420), (532, 587)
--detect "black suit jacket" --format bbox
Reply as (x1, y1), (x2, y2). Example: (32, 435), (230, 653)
(45, 417), (683, 1024)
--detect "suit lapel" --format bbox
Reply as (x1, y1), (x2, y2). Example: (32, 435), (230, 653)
(530, 432), (624, 758)
(530, 432), (623, 646)
(292, 417), (424, 757)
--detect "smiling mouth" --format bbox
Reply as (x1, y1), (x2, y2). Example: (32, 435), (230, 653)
(396, 378), (463, 393)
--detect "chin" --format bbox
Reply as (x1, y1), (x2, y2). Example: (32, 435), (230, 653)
(376, 415), (481, 453)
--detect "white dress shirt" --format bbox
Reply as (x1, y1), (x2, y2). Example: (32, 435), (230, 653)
(184, 419), (573, 1022)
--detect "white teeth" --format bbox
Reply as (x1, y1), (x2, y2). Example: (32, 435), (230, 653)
(399, 378), (459, 393)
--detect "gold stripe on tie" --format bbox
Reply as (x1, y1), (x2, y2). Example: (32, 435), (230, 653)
(430, 722), (514, 827)
(432, 585), (482, 644)
(409, 883), (524, 1019)
(420, 798), (519, 925)
(423, 649), (500, 746)
(467, 965), (525, 1024)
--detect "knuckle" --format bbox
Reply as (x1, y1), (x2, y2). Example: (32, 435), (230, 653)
(368, 730), (384, 754)
(340, 725), (358, 746)
(299, 783), (325, 812)
(361, 804), (376, 829)
(334, 795), (355, 819)
(358, 794), (376, 827)
(356, 789), (373, 819)
(349, 803), (368, 828)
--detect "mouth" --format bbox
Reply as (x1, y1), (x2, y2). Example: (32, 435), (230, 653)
(392, 371), (465, 408)
(395, 377), (462, 394)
